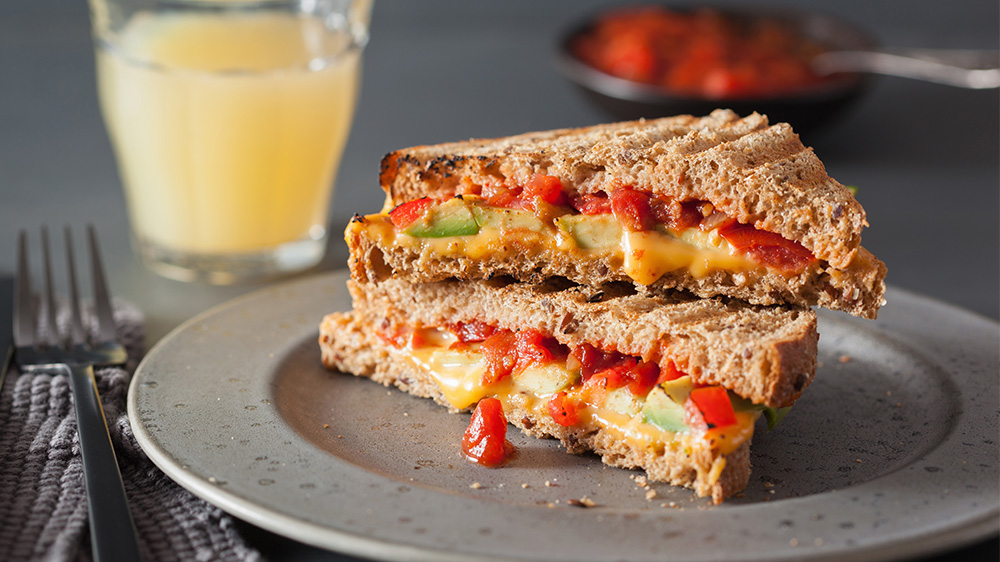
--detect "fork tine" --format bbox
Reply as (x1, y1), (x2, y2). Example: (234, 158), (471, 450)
(40, 227), (60, 347)
(13, 230), (36, 347)
(64, 227), (88, 346)
(87, 225), (117, 344)
(15, 227), (142, 560)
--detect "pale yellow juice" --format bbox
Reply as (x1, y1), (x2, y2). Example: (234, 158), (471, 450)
(96, 11), (361, 254)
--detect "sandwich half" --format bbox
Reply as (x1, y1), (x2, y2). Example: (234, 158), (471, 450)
(347, 109), (886, 318)
(320, 276), (818, 503)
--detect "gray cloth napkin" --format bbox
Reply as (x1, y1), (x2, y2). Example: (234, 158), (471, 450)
(0, 299), (263, 562)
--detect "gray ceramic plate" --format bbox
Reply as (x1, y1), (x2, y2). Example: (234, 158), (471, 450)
(128, 270), (999, 562)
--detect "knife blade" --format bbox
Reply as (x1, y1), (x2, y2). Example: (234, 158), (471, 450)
(0, 276), (13, 394)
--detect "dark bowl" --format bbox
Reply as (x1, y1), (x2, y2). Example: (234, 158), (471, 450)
(555, 5), (878, 134)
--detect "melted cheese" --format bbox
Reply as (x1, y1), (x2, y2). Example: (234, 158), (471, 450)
(401, 334), (757, 456)
(409, 344), (497, 410)
(349, 204), (761, 286)
(621, 229), (754, 284)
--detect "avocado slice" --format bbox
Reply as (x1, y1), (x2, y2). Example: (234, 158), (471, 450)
(514, 362), (578, 395)
(642, 386), (688, 433)
(404, 197), (480, 238)
(729, 392), (792, 430)
(763, 406), (791, 430)
(604, 387), (642, 416)
(471, 205), (547, 232)
(660, 375), (693, 404)
(555, 214), (622, 249)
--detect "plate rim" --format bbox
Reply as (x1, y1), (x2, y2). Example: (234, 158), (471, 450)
(127, 270), (1000, 562)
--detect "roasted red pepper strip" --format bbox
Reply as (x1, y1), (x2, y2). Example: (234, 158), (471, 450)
(389, 197), (434, 228)
(687, 386), (738, 429)
(717, 221), (816, 273)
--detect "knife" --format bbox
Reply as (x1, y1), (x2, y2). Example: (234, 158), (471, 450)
(0, 276), (13, 394)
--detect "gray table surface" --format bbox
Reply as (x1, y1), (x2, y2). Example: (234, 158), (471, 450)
(1, 0), (997, 560)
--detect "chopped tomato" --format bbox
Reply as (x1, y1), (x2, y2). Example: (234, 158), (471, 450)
(717, 221), (816, 273)
(572, 343), (626, 380)
(574, 348), (661, 398)
(547, 391), (581, 427)
(584, 363), (631, 393)
(409, 329), (427, 349)
(593, 360), (662, 397)
(480, 331), (517, 384)
(482, 182), (522, 209)
(522, 174), (568, 208)
(446, 320), (496, 343)
(570, 192), (613, 215)
(610, 186), (655, 231)
(571, 7), (841, 99)
(513, 329), (564, 373)
(388, 197), (434, 229)
(481, 175), (568, 211)
(375, 323), (402, 347)
(462, 398), (514, 467)
(703, 65), (759, 99)
(605, 35), (657, 83)
(480, 329), (564, 385)
(686, 386), (738, 430)
(657, 361), (687, 384)
(667, 201), (705, 232)
(376, 322), (418, 349)
(627, 361), (661, 396)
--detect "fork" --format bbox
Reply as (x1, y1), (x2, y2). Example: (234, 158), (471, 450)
(14, 226), (142, 562)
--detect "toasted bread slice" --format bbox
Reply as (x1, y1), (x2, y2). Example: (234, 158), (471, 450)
(346, 209), (887, 319)
(319, 277), (818, 503)
(363, 110), (886, 317)
(381, 109), (863, 269)
(329, 276), (817, 408)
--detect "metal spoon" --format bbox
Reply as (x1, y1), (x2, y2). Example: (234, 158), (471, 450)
(812, 48), (1000, 89)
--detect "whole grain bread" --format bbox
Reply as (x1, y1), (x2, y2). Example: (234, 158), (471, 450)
(320, 300), (755, 503)
(379, 109), (866, 269)
(331, 276), (818, 409)
(346, 218), (887, 319)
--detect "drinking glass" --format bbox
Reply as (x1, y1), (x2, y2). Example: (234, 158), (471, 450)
(89, 0), (372, 283)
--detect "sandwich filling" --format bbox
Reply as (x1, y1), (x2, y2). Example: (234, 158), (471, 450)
(378, 318), (788, 482)
(351, 174), (819, 286)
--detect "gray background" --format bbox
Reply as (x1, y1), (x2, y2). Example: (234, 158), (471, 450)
(0, 0), (997, 560)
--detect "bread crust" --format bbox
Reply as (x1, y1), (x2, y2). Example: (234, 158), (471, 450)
(320, 307), (754, 503)
(379, 109), (866, 270)
(338, 277), (817, 409)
